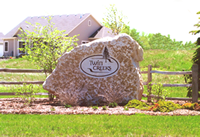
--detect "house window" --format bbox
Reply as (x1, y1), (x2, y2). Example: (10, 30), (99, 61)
(88, 20), (91, 26)
(19, 41), (25, 53)
(4, 42), (9, 52)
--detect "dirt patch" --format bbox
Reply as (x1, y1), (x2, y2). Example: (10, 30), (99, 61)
(0, 98), (200, 116)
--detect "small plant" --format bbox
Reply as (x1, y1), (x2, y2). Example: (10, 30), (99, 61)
(149, 101), (181, 112)
(65, 104), (72, 108)
(151, 83), (168, 102)
(181, 103), (193, 109)
(125, 99), (148, 109)
(181, 102), (200, 110)
(194, 103), (200, 111)
(108, 102), (118, 108)
(50, 107), (55, 111)
(102, 106), (107, 110)
(14, 83), (39, 106)
(92, 106), (98, 110)
(124, 106), (129, 111)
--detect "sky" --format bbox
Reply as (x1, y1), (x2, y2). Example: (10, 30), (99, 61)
(0, 0), (200, 43)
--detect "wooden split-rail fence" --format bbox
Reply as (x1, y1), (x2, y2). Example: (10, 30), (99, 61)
(0, 64), (199, 102)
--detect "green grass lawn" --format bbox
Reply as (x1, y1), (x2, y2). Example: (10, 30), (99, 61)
(0, 58), (47, 98)
(0, 84), (48, 98)
(0, 114), (200, 137)
(140, 49), (194, 71)
(0, 58), (38, 69)
(0, 73), (46, 81)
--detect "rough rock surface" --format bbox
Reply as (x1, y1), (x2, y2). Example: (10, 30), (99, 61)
(43, 33), (144, 105)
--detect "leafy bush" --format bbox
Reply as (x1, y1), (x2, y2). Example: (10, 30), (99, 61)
(195, 104), (200, 111)
(14, 83), (40, 105)
(185, 38), (200, 97)
(124, 106), (129, 111)
(108, 102), (118, 108)
(50, 107), (55, 111)
(102, 106), (107, 110)
(149, 101), (181, 112)
(92, 106), (98, 110)
(65, 104), (72, 108)
(151, 83), (168, 102)
(181, 103), (200, 111)
(125, 99), (148, 109)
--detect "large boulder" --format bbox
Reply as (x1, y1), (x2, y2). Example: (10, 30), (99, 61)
(43, 33), (144, 105)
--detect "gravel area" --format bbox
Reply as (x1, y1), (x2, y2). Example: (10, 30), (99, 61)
(0, 59), (9, 62)
(0, 98), (200, 116)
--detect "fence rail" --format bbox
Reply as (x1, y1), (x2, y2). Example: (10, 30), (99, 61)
(143, 82), (192, 87)
(146, 64), (198, 103)
(0, 92), (48, 96)
(150, 70), (192, 75)
(0, 65), (198, 102)
(0, 81), (44, 85)
(0, 68), (44, 73)
(142, 94), (192, 101)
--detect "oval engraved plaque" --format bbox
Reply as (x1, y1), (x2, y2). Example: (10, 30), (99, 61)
(80, 54), (120, 78)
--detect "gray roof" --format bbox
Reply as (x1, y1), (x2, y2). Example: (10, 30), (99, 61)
(5, 13), (91, 37)
(0, 32), (4, 43)
(89, 26), (115, 39)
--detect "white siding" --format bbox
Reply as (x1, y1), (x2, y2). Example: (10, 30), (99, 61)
(0, 43), (3, 57)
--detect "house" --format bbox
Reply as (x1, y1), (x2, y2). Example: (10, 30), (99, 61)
(2, 13), (115, 57)
(0, 32), (4, 57)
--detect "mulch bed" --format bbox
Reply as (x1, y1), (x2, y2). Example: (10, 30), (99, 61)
(0, 98), (200, 116)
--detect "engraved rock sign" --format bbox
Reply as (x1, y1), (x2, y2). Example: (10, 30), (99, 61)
(43, 34), (144, 105)
(79, 46), (120, 78)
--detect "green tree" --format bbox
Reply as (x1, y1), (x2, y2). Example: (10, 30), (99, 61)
(185, 11), (200, 97)
(102, 4), (127, 35)
(139, 32), (152, 49)
(122, 25), (140, 42)
(19, 16), (78, 100)
(189, 11), (200, 35)
(121, 25), (151, 49)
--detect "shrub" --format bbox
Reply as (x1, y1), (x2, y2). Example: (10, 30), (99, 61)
(151, 83), (168, 102)
(50, 107), (55, 111)
(65, 104), (72, 108)
(149, 101), (181, 112)
(125, 99), (148, 109)
(124, 106), (129, 111)
(194, 103), (200, 111)
(92, 106), (98, 110)
(108, 102), (118, 108)
(102, 106), (107, 110)
(14, 83), (40, 106)
(185, 38), (200, 98)
(181, 103), (200, 110)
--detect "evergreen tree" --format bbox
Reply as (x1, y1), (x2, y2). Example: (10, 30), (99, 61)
(186, 11), (200, 97)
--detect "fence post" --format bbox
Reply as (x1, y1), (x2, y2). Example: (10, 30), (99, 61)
(147, 65), (152, 102)
(192, 64), (198, 103)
